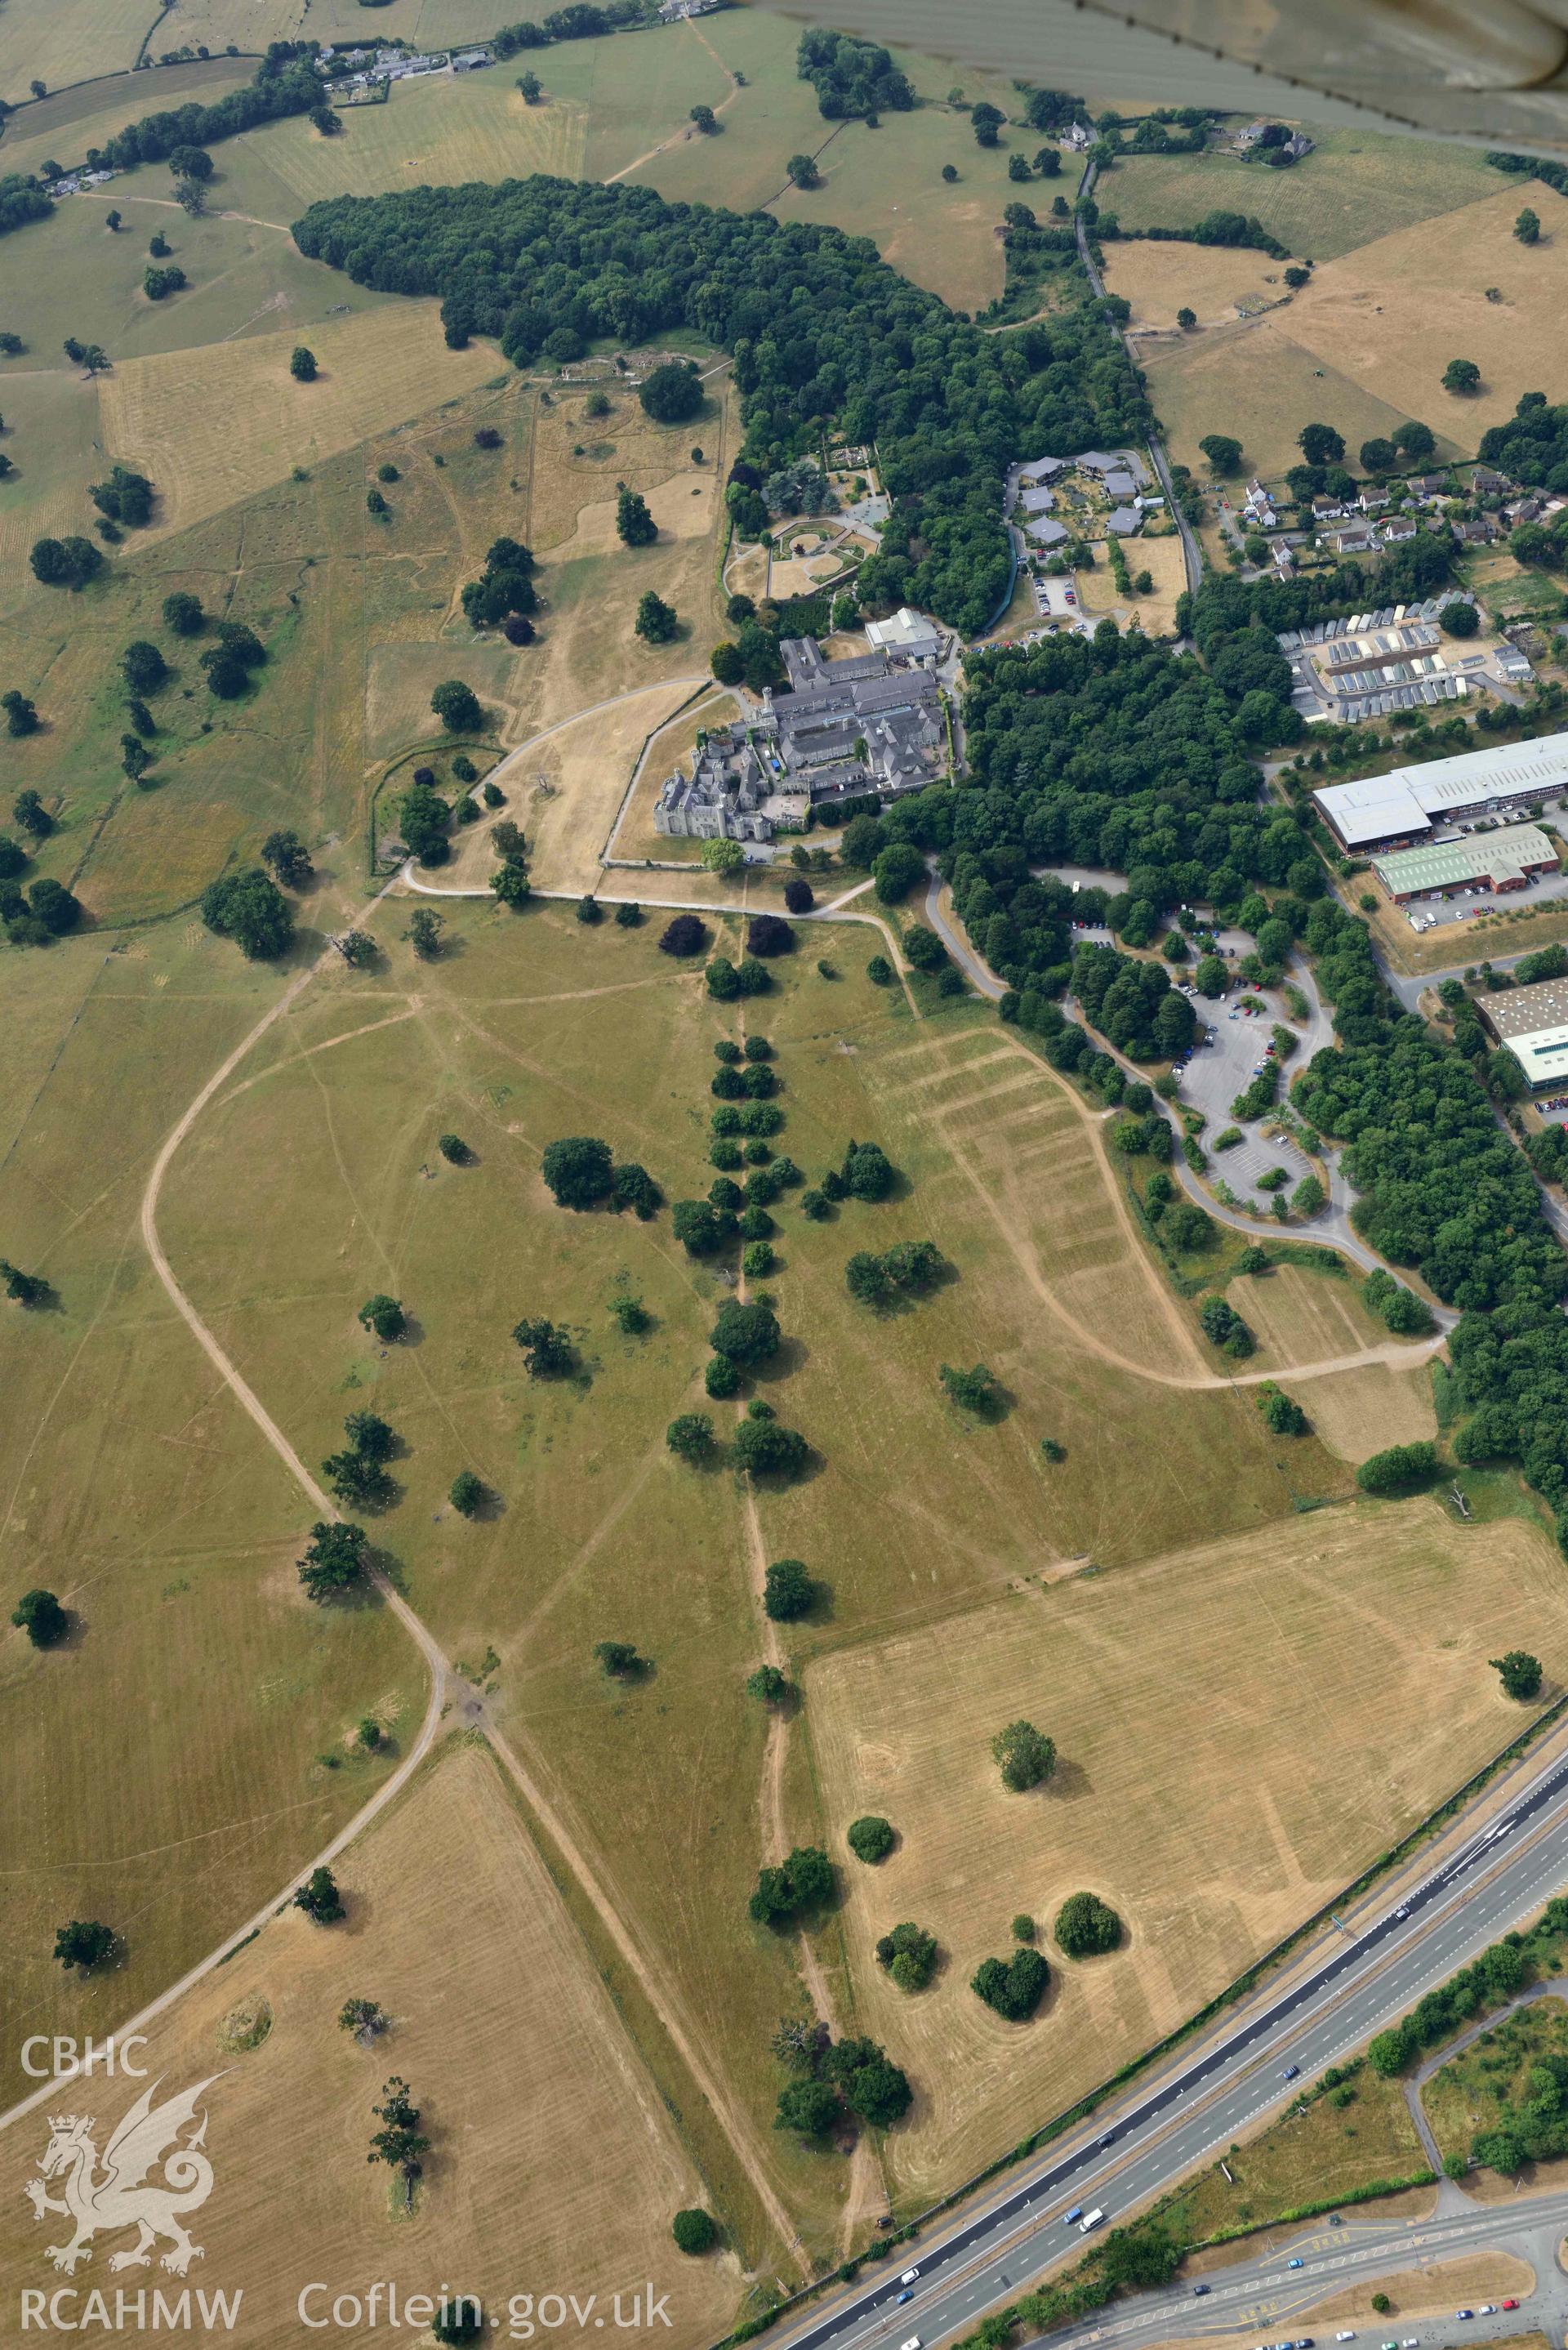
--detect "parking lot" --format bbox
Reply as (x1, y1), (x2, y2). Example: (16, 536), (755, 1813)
(1397, 865), (1568, 936)
(1174, 982), (1316, 1203)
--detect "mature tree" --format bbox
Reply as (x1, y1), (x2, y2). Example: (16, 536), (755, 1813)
(200, 869), (294, 960)
(1440, 599), (1480, 637)
(1198, 433), (1243, 475)
(971, 1947), (1049, 2018)
(11, 1587), (67, 1646)
(639, 361), (703, 423)
(295, 1865), (345, 1924)
(672, 2207), (718, 2255)
(339, 1995), (388, 2038)
(941, 163), (958, 182)
(774, 2076), (839, 2135)
(991, 1718), (1055, 1791)
(163, 589), (204, 635)
(1175, 305), (1197, 330)
(666, 1411), (715, 1461)
(359, 1293), (407, 1341)
(873, 841), (924, 903)
(368, 2076), (428, 2188)
(1394, 418), (1437, 458)
(1491, 1649), (1543, 1701)
(672, 1197), (733, 1255)
(338, 930), (376, 967)
(847, 1814), (895, 1864)
(763, 1558), (814, 1620)
(1442, 357), (1481, 395)
(2, 688), (38, 737)
(875, 1920), (938, 1991)
(54, 1920), (115, 1972)
(492, 858), (531, 907)
(659, 912), (707, 956)
(516, 69), (542, 100)
(290, 345), (318, 381)
(942, 1361), (1000, 1413)
(841, 1139), (894, 1198)
(749, 1844), (834, 1924)
(783, 876), (814, 913)
(13, 788), (51, 838)
(30, 534), (103, 589)
(635, 590), (679, 643)
(969, 101), (1004, 145)
(594, 1638), (644, 1679)
(702, 840), (745, 881)
(260, 827), (312, 888)
(323, 1447), (395, 1510)
(406, 906), (445, 958)
(513, 1316), (576, 1377)
(1054, 1891), (1123, 1956)
(448, 1469), (486, 1518)
(746, 1662), (791, 1705)
(1297, 422), (1345, 466)
(1515, 207), (1541, 244)
(297, 1520), (368, 1602)
(734, 1416), (808, 1478)
(541, 1135), (614, 1210)
(1258, 1383), (1308, 1436)
(786, 153), (821, 189)
(430, 677), (483, 734)
(616, 488), (657, 546)
(1359, 436), (1397, 475)
(1356, 1441), (1438, 1495)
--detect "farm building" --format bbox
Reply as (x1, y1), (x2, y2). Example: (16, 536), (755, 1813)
(1480, 976), (1568, 1091)
(1370, 823), (1557, 903)
(1313, 733), (1568, 852)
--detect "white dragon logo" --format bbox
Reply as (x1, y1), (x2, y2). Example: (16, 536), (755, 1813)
(24, 2075), (220, 2276)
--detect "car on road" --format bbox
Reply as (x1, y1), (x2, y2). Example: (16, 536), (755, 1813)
(1078, 2208), (1105, 2232)
(897, 2292), (913, 2305)
(1193, 2284), (1211, 2297)
(1334, 2331), (1356, 2342)
(1283, 2064), (1300, 2080)
(899, 2269), (920, 2285)
(1401, 2337), (1419, 2346)
(1288, 2256), (1303, 2267)
(1064, 2207), (1083, 2225)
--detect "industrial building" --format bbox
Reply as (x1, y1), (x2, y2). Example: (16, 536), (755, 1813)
(1312, 732), (1568, 854)
(1370, 823), (1558, 903)
(1480, 975), (1568, 1091)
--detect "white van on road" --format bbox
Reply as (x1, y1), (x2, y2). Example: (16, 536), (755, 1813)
(1078, 2209), (1105, 2233)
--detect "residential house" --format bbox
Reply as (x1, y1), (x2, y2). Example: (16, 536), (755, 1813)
(1453, 517), (1498, 545)
(1017, 484), (1058, 515)
(1359, 488), (1390, 515)
(1326, 525), (1379, 555)
(1381, 515), (1419, 545)
(1311, 495), (1347, 523)
(1106, 505), (1143, 537)
(1102, 468), (1138, 501)
(1026, 517), (1070, 549)
(1471, 466), (1512, 494)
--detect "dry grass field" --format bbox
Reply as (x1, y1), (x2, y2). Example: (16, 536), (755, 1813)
(100, 303), (498, 541)
(0, 0), (167, 107)
(1143, 314), (1455, 486)
(438, 676), (712, 894)
(0, 1739), (742, 2343)
(1103, 240), (1287, 331)
(1100, 128), (1502, 262)
(807, 1496), (1568, 2197)
(137, 904), (1531, 2236)
(1282, 181), (1568, 447)
(1071, 529), (1188, 635)
(0, 924), (423, 2107)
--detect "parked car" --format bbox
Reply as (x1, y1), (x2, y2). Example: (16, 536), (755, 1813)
(1502, 2300), (1520, 2312)
(1193, 2284), (1211, 2297)
(1288, 2256), (1303, 2268)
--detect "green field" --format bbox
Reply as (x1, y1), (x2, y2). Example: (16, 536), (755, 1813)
(1102, 127), (1502, 261)
(0, 58), (256, 181)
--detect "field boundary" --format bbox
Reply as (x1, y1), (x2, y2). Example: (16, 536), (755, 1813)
(710, 1684), (1568, 2346)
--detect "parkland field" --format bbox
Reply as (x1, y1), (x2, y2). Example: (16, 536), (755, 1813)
(7, 22), (1568, 2325)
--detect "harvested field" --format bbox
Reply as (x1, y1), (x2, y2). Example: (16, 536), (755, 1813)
(99, 304), (498, 539)
(0, 1740), (742, 2340)
(0, 0), (166, 105)
(1283, 182), (1568, 446)
(1239, 1261), (1408, 1370)
(1102, 128), (1502, 262)
(808, 1496), (1568, 2194)
(1295, 1362), (1438, 1464)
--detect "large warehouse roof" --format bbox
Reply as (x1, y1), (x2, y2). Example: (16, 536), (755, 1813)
(1371, 823), (1557, 897)
(1313, 733), (1568, 850)
(1481, 974), (1568, 1087)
